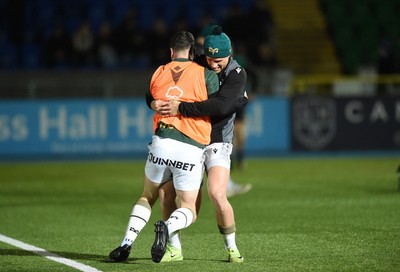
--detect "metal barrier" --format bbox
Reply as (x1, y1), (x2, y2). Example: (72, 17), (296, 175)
(291, 74), (400, 96)
(1, 70), (400, 98)
(0, 70), (153, 99)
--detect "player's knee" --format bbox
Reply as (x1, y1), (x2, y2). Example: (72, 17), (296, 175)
(208, 185), (226, 200)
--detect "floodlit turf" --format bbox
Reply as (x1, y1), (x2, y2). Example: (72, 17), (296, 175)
(0, 156), (399, 272)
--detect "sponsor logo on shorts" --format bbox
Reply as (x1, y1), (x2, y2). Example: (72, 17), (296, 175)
(148, 152), (195, 171)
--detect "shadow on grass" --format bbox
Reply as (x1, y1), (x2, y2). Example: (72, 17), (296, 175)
(0, 248), (37, 256)
(0, 248), (226, 264)
(0, 248), (103, 259)
(0, 248), (152, 263)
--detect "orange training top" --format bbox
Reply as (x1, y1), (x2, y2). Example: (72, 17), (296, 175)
(150, 60), (211, 145)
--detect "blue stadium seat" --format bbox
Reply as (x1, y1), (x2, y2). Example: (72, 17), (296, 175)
(162, 6), (181, 27)
(137, 7), (156, 30)
(21, 43), (42, 69)
(88, 5), (108, 32)
(35, 2), (56, 29)
(186, 7), (205, 28)
(66, 17), (82, 34)
(176, 1), (206, 28)
(0, 42), (18, 70)
(135, 0), (159, 9)
(110, 2), (134, 27)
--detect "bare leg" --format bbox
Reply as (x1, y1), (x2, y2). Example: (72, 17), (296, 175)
(207, 166), (235, 227)
(159, 180), (176, 221)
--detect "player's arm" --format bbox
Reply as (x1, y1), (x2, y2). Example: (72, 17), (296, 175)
(145, 90), (154, 109)
(145, 90), (171, 114)
(178, 68), (248, 117)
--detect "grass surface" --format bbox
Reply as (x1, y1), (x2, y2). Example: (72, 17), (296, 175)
(0, 157), (399, 272)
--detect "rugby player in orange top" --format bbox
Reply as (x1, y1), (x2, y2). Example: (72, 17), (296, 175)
(108, 30), (219, 263)
(151, 25), (248, 263)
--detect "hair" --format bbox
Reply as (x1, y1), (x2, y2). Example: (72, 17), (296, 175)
(169, 31), (195, 60)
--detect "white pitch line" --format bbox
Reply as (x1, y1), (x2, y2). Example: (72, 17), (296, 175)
(0, 234), (103, 272)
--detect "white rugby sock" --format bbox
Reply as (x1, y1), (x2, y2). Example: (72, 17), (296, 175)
(224, 232), (237, 250)
(166, 207), (194, 234)
(121, 202), (151, 246)
(168, 231), (182, 249)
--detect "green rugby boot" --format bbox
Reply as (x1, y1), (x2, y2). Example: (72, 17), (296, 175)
(228, 247), (244, 263)
(161, 244), (183, 262)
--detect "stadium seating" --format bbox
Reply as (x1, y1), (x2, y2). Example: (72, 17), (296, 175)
(0, 0), (254, 69)
(20, 42), (42, 69)
(0, 41), (17, 70)
(322, 0), (400, 74)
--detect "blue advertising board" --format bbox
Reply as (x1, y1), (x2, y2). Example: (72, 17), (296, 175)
(0, 97), (290, 159)
(245, 97), (290, 154)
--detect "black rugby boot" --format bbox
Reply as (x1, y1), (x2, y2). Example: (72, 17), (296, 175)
(151, 220), (169, 263)
(108, 244), (131, 262)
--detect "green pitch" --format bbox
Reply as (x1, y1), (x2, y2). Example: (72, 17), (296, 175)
(0, 156), (399, 272)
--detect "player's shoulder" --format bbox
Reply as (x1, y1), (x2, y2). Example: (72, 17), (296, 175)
(150, 65), (167, 81)
(226, 58), (246, 76)
(223, 60), (246, 83)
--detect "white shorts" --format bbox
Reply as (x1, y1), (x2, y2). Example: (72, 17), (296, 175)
(204, 142), (233, 171)
(145, 135), (205, 191)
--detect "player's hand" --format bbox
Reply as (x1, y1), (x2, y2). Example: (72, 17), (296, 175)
(170, 100), (181, 115)
(151, 100), (171, 116)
